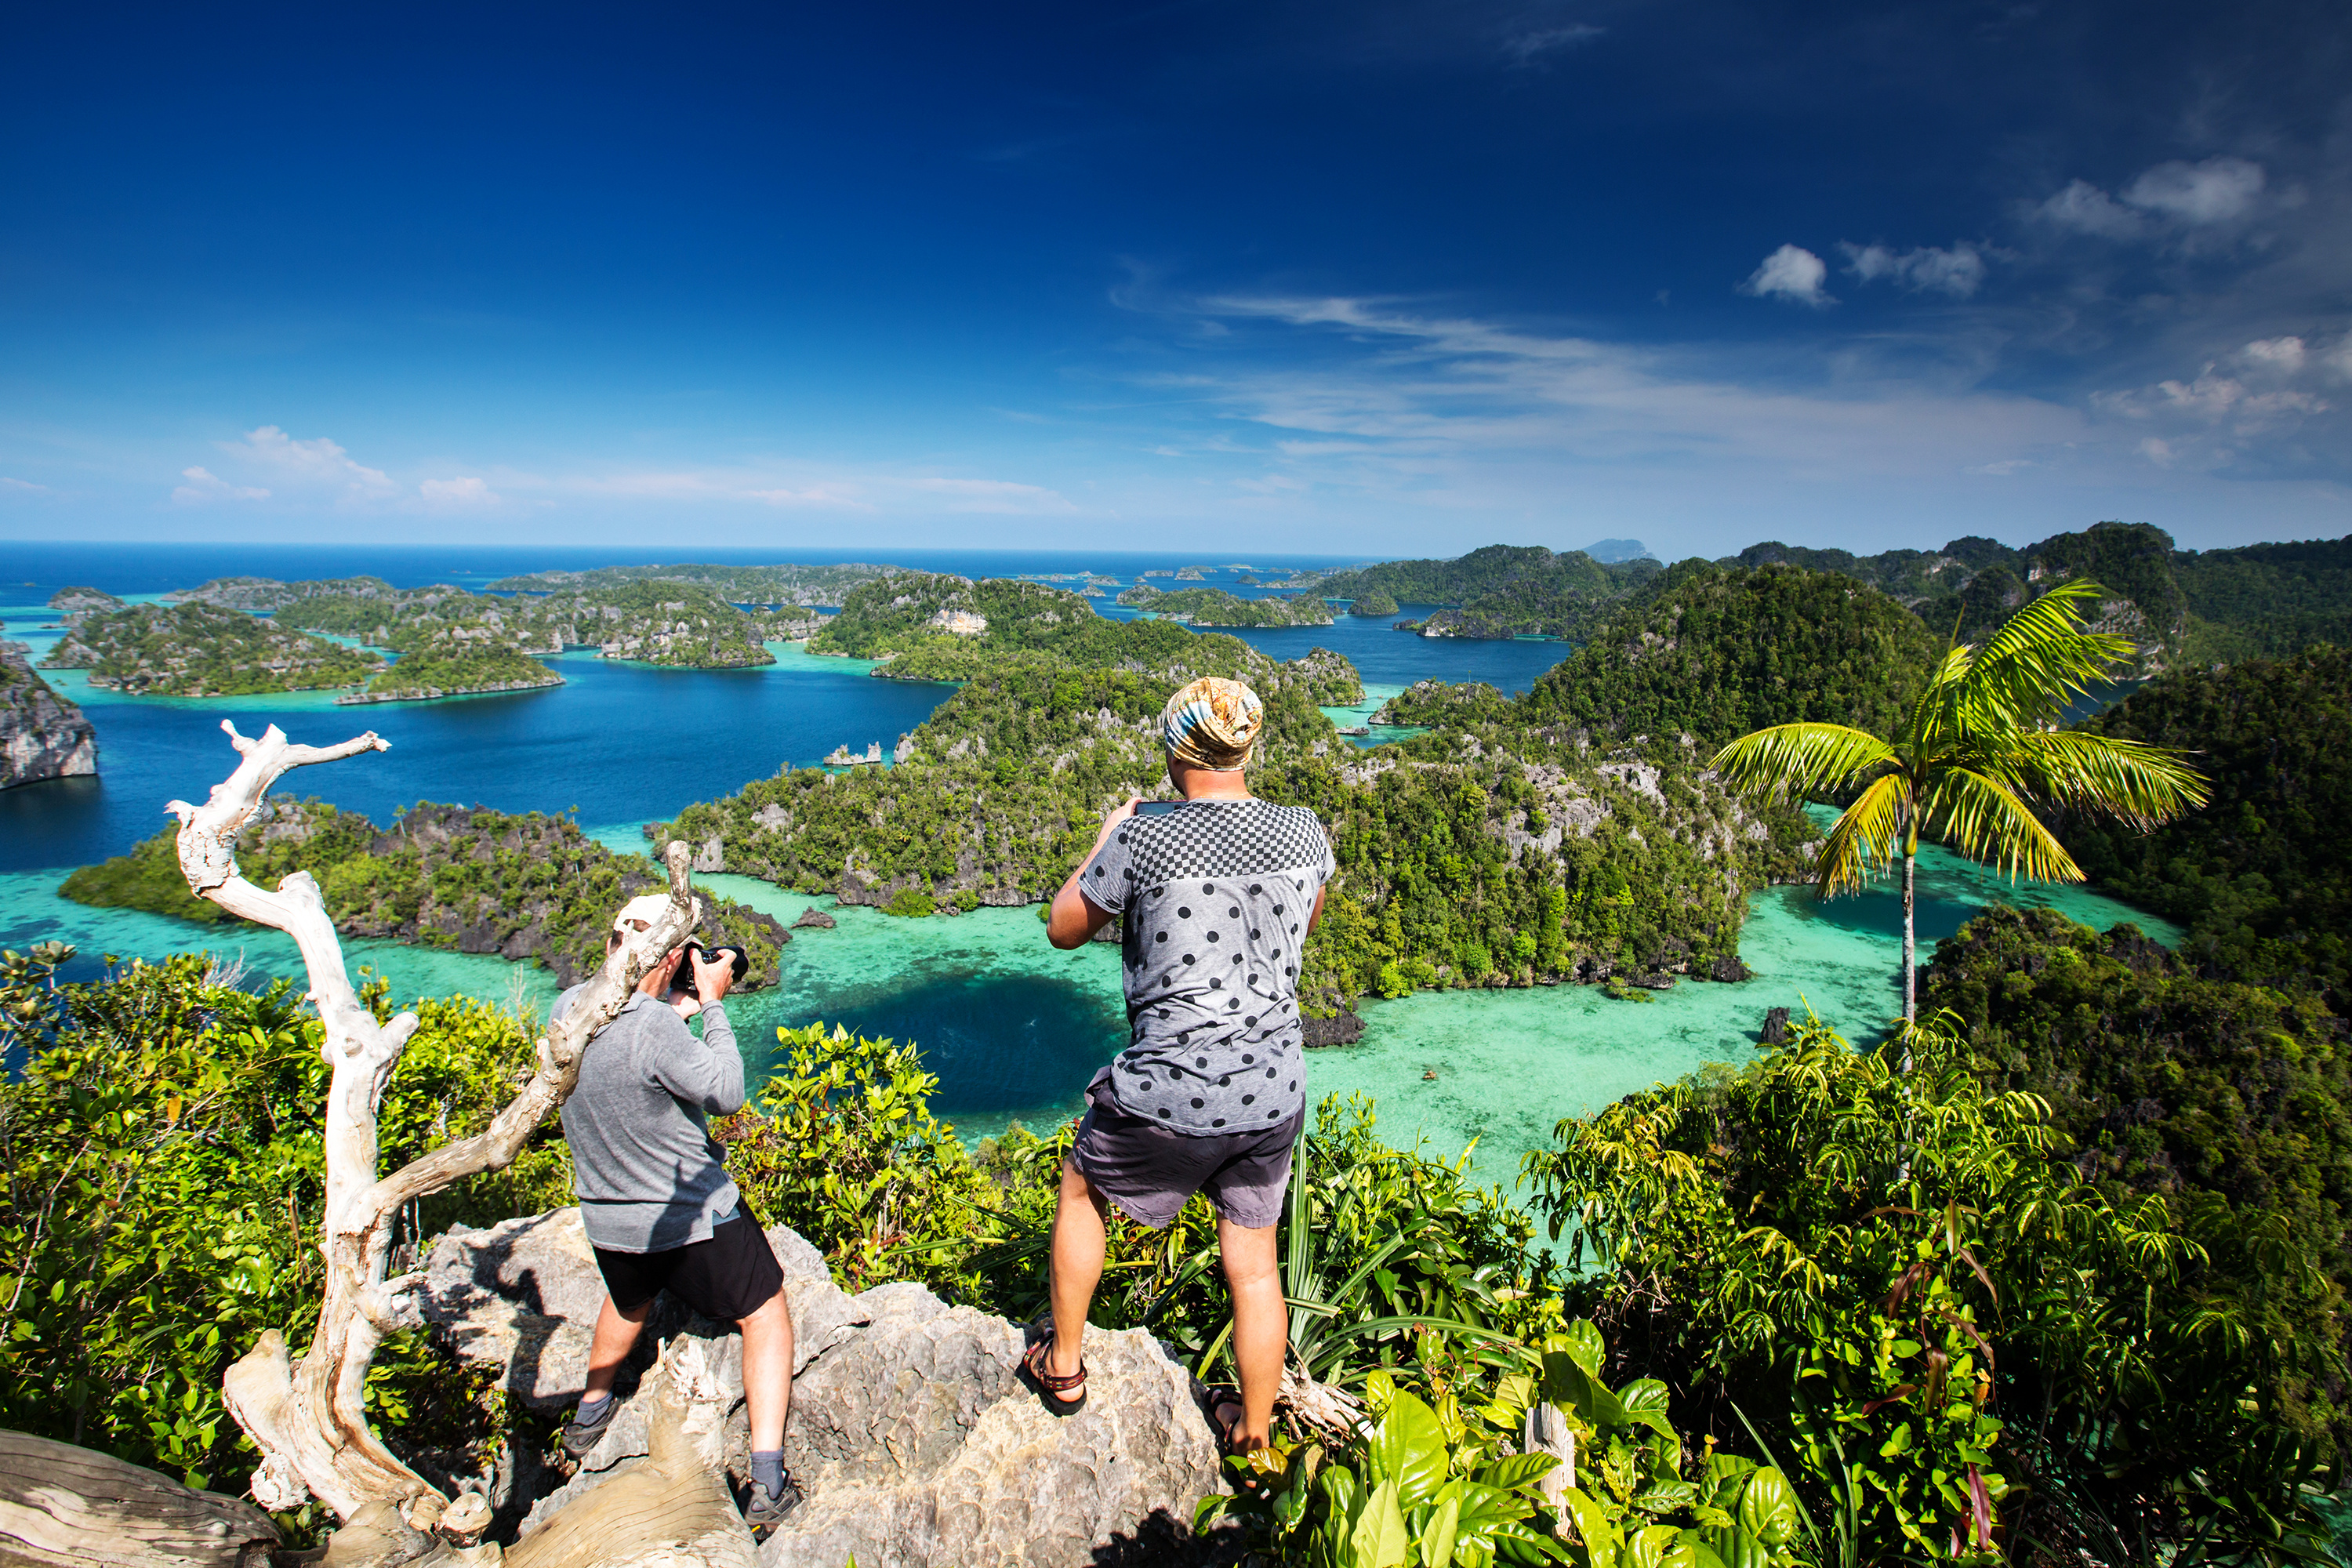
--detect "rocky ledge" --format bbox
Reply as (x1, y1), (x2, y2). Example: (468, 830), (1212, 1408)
(421, 1208), (1226, 1568)
(0, 641), (96, 789)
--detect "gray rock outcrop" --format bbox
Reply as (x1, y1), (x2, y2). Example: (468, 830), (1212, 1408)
(0, 639), (96, 789)
(421, 1209), (1225, 1568)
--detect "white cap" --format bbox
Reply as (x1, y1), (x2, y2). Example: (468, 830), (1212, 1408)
(612, 892), (699, 937)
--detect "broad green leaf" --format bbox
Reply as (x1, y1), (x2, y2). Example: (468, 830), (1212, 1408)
(1670, 1531), (1730, 1568)
(1543, 1352), (1628, 1430)
(1421, 1491), (1463, 1568)
(1370, 1390), (1454, 1508)
(1736, 1468), (1798, 1550)
(1557, 1485), (1621, 1561)
(1615, 1378), (1679, 1443)
(1477, 1453), (1566, 1493)
(1352, 1478), (1413, 1568)
(1560, 1319), (1606, 1377)
(1627, 1524), (1682, 1568)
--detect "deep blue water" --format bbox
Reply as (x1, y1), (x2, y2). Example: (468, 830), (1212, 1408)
(0, 544), (1581, 874)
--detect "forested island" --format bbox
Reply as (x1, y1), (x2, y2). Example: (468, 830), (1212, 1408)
(485, 559), (902, 605)
(61, 798), (789, 986)
(43, 601), (388, 695)
(1113, 583), (1335, 626)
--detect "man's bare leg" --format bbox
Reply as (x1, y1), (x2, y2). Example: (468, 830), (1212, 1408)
(739, 1289), (796, 1454)
(1047, 1156), (1111, 1386)
(583, 1294), (654, 1399)
(1218, 1214), (1284, 1447)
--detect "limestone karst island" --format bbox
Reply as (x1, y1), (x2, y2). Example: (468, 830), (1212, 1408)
(2, 3), (2347, 1566)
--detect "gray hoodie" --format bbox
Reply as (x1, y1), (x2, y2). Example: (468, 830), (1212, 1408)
(553, 986), (745, 1253)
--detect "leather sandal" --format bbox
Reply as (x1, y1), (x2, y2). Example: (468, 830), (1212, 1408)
(1023, 1338), (1087, 1416)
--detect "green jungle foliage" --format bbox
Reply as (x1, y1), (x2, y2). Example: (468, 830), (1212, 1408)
(2064, 647), (2352, 1008)
(656, 630), (1809, 1010)
(0, 946), (569, 1493)
(1116, 584), (1336, 626)
(1515, 562), (1944, 748)
(2175, 535), (2352, 662)
(58, 799), (787, 989)
(274, 579), (804, 668)
(353, 642), (562, 699)
(1525, 1005), (2338, 1566)
(484, 560), (902, 604)
(1922, 906), (2352, 1454)
(1302, 544), (1661, 641)
(42, 601), (386, 695)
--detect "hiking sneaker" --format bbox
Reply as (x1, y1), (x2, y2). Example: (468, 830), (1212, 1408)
(744, 1476), (803, 1538)
(561, 1396), (616, 1460)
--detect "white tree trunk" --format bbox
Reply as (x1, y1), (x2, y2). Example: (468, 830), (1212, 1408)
(169, 720), (701, 1531)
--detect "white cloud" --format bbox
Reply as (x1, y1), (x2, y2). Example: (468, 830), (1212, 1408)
(2034, 179), (2146, 239)
(2122, 157), (2265, 225)
(1966, 459), (2034, 476)
(1740, 245), (1834, 307)
(2325, 338), (2352, 384)
(172, 466), (270, 505)
(2098, 369), (2328, 425)
(1504, 24), (1603, 63)
(0, 476), (47, 492)
(745, 484), (872, 509)
(2139, 437), (2176, 466)
(2240, 336), (2307, 374)
(419, 476), (499, 509)
(2034, 157), (2267, 241)
(226, 426), (397, 499)
(1841, 241), (1988, 299)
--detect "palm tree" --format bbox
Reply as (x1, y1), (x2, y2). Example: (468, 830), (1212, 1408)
(1711, 579), (2208, 1026)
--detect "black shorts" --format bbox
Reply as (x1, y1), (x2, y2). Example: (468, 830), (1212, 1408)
(1072, 1066), (1303, 1230)
(591, 1212), (786, 1322)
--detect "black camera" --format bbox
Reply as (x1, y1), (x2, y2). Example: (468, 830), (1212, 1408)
(672, 942), (749, 998)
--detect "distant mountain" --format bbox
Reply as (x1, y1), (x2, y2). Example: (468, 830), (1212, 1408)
(1305, 544), (1657, 638)
(1583, 539), (1654, 564)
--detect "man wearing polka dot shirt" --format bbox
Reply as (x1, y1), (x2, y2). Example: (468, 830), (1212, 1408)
(1036, 675), (1333, 1457)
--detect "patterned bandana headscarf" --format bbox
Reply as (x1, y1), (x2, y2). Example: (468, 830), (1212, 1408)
(1160, 677), (1265, 771)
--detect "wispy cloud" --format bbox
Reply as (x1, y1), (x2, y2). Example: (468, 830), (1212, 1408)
(419, 476), (500, 509)
(1740, 245), (1835, 307)
(1840, 241), (1989, 299)
(172, 466), (270, 504)
(227, 425), (397, 499)
(2033, 156), (2270, 241)
(0, 476), (48, 493)
(1503, 23), (1602, 64)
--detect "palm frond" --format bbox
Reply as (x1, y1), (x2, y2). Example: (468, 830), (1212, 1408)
(1921, 767), (2082, 883)
(1815, 772), (1911, 897)
(1710, 724), (1898, 798)
(1898, 646), (1971, 755)
(1991, 730), (2211, 831)
(1962, 580), (2136, 728)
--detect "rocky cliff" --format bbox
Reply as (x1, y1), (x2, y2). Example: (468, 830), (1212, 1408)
(421, 1207), (1226, 1568)
(0, 640), (96, 789)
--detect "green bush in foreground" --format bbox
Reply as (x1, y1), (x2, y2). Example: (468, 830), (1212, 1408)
(1525, 1005), (2336, 1564)
(0, 946), (568, 1493)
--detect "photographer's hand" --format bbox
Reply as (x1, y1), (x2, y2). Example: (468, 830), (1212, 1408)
(691, 947), (735, 1006)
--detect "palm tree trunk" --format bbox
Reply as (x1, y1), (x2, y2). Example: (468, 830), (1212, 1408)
(1901, 850), (1916, 1037)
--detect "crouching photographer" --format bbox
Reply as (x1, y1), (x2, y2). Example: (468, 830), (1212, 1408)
(550, 896), (800, 1537)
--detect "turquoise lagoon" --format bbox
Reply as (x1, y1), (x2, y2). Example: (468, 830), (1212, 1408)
(0, 543), (2180, 1182)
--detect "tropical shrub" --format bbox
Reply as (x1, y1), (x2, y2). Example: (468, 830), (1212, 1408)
(1519, 1007), (2334, 1563)
(0, 946), (568, 1491)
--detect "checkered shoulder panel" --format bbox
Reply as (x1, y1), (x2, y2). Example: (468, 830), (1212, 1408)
(1122, 801), (1330, 884)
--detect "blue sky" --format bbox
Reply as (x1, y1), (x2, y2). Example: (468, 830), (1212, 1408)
(2, 0), (2347, 557)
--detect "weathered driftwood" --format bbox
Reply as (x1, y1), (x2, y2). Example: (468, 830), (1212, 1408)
(165, 720), (702, 1532)
(0, 1428), (279, 1566)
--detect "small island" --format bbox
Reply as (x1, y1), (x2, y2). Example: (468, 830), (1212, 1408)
(1115, 585), (1335, 626)
(42, 602), (385, 695)
(337, 644), (567, 704)
(46, 586), (123, 618)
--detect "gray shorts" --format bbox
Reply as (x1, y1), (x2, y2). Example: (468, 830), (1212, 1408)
(1071, 1066), (1303, 1230)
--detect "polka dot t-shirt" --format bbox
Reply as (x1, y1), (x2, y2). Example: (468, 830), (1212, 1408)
(1078, 799), (1335, 1136)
